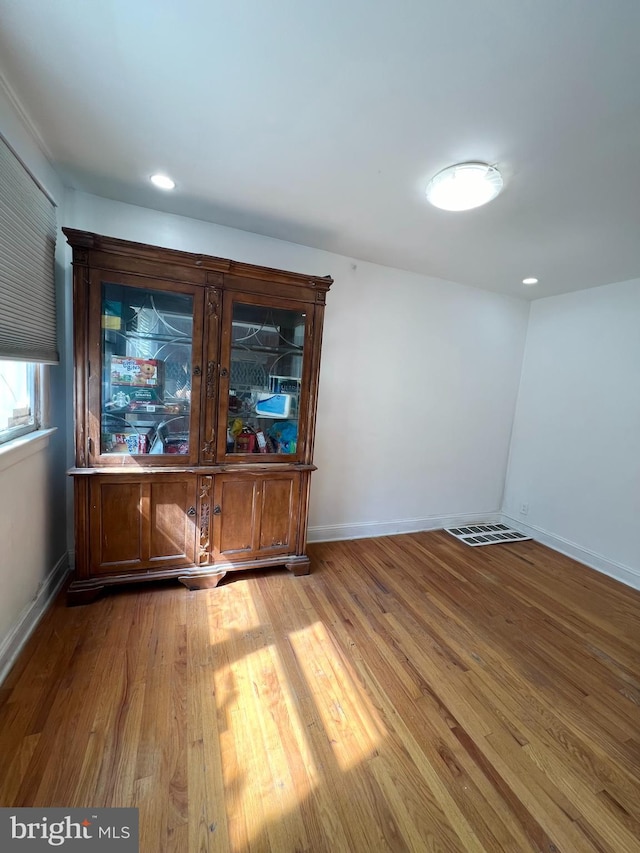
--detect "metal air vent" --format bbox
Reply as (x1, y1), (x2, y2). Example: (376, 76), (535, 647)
(445, 524), (531, 547)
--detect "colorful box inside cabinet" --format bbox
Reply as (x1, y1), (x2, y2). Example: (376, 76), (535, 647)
(105, 432), (150, 454)
(110, 356), (163, 387)
(255, 393), (291, 418)
(163, 433), (190, 454)
(102, 300), (122, 330)
(235, 432), (256, 453)
(109, 386), (165, 411)
(269, 375), (301, 394)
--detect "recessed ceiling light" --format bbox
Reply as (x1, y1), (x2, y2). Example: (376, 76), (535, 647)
(426, 162), (503, 211)
(522, 277), (539, 286)
(150, 174), (175, 190)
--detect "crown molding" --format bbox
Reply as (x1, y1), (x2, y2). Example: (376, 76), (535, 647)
(0, 67), (56, 164)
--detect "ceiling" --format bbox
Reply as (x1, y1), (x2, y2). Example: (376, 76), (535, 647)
(1, 0), (640, 300)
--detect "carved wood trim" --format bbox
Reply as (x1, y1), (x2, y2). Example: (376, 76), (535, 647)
(199, 476), (212, 564)
(206, 362), (217, 400)
(207, 288), (220, 317)
(62, 228), (333, 292)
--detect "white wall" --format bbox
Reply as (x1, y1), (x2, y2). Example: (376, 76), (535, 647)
(64, 189), (530, 539)
(0, 80), (69, 676)
(503, 278), (640, 589)
(0, 434), (66, 665)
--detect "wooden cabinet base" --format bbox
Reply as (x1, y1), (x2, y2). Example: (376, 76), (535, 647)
(285, 556), (311, 576)
(178, 572), (227, 591)
(67, 583), (106, 606)
(67, 554), (311, 604)
(69, 469), (314, 604)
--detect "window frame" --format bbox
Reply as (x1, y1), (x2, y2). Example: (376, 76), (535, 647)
(0, 361), (41, 446)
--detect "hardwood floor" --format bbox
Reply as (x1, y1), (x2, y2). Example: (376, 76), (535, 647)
(1, 531), (639, 852)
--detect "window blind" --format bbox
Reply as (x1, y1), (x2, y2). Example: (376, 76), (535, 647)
(0, 134), (58, 364)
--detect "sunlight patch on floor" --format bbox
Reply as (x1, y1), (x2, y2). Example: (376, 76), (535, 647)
(209, 585), (321, 849)
(289, 621), (386, 772)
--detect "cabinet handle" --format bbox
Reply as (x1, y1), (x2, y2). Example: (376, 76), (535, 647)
(219, 367), (229, 378)
(187, 506), (196, 517)
(213, 505), (222, 515)
(193, 365), (202, 376)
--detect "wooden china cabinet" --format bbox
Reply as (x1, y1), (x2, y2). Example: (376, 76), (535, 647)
(64, 229), (332, 604)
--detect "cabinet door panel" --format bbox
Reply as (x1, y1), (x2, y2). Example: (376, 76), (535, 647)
(258, 475), (300, 553)
(212, 477), (257, 558)
(92, 481), (143, 567)
(149, 479), (197, 564)
(216, 292), (314, 463)
(90, 475), (197, 574)
(87, 270), (204, 467)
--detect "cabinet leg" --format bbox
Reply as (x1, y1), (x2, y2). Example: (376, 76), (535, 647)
(285, 557), (311, 577)
(67, 584), (105, 606)
(178, 571), (227, 591)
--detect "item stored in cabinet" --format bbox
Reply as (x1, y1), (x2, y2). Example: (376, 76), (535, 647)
(110, 356), (163, 387)
(104, 431), (150, 454)
(255, 393), (291, 418)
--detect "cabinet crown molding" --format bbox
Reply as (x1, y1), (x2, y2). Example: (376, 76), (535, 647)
(62, 228), (333, 293)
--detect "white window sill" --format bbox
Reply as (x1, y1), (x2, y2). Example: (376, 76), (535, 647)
(0, 428), (57, 474)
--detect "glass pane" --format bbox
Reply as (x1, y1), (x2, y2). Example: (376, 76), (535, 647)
(101, 283), (193, 456)
(226, 303), (305, 455)
(0, 361), (36, 444)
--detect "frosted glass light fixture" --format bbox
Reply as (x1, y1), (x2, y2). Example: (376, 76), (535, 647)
(150, 174), (175, 190)
(426, 162), (503, 211)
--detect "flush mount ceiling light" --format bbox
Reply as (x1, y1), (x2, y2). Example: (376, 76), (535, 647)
(426, 162), (503, 211)
(150, 173), (175, 190)
(522, 277), (539, 286)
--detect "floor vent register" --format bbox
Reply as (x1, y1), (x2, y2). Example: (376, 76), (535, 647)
(445, 523), (531, 547)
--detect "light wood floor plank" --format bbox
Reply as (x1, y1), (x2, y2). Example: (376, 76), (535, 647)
(1, 531), (639, 852)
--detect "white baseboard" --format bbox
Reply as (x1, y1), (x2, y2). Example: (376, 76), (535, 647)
(0, 551), (71, 686)
(309, 512), (640, 592)
(308, 511), (501, 543)
(502, 515), (640, 592)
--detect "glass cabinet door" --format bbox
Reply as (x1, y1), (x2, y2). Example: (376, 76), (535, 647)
(96, 278), (200, 462)
(220, 299), (308, 459)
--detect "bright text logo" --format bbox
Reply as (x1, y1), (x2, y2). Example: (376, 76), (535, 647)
(1, 808), (138, 851)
